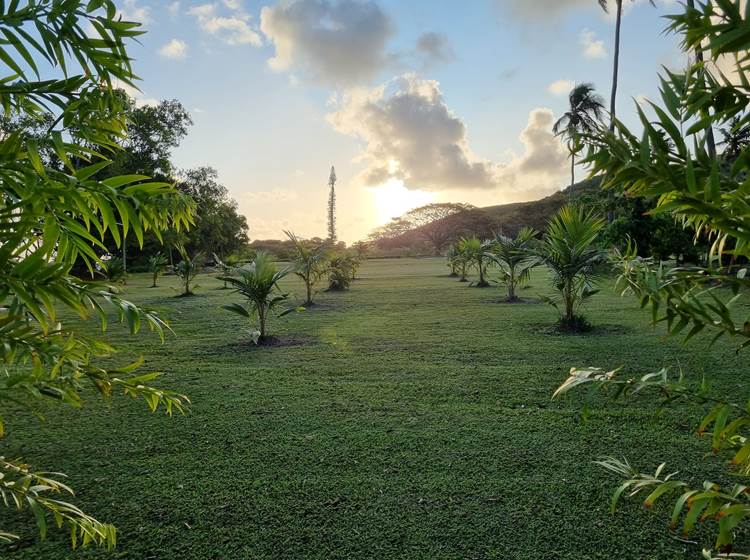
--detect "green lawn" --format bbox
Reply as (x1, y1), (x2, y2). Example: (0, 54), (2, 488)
(2, 257), (748, 559)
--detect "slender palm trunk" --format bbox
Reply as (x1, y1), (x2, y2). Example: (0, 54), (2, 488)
(508, 271), (516, 301)
(306, 277), (312, 305)
(686, 0), (716, 157)
(259, 308), (267, 339)
(152, 272), (158, 288)
(570, 152), (575, 195)
(477, 257), (486, 286)
(564, 280), (575, 324)
(609, 0), (623, 131)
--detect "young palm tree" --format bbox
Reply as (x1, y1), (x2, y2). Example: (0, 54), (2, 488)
(487, 227), (539, 302)
(538, 206), (605, 329)
(285, 230), (328, 305)
(148, 253), (168, 288)
(175, 245), (204, 297)
(458, 236), (492, 287)
(598, 0), (655, 129)
(446, 244), (460, 277)
(326, 253), (358, 291)
(553, 83), (606, 189)
(219, 251), (299, 343)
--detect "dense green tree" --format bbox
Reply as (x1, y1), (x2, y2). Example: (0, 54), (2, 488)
(177, 167), (249, 258)
(0, 0), (193, 547)
(105, 97), (192, 181)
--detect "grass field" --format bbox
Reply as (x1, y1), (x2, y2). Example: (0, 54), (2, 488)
(2, 257), (748, 559)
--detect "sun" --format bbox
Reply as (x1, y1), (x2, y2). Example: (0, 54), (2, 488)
(371, 179), (436, 225)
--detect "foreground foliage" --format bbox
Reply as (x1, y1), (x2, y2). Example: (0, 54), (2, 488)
(555, 1), (750, 555)
(0, 0), (194, 546)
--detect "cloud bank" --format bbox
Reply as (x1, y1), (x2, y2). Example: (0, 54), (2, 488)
(328, 74), (568, 197)
(260, 0), (394, 86)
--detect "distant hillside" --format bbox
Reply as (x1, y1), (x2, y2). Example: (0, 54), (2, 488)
(365, 177), (602, 256)
(479, 176), (602, 235)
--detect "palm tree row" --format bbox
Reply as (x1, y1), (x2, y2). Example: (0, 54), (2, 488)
(446, 206), (605, 330)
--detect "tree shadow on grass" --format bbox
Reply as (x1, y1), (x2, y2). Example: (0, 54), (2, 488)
(223, 334), (318, 351)
(527, 322), (634, 336)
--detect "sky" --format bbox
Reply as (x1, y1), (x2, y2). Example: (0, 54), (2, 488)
(117, 0), (685, 243)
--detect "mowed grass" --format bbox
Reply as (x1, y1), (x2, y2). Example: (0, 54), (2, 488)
(2, 257), (749, 559)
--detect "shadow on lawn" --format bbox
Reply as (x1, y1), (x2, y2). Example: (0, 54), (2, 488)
(527, 322), (634, 336)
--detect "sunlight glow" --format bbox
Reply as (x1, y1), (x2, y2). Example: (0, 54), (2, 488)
(371, 179), (436, 225)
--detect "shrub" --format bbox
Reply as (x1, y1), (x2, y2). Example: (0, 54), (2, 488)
(327, 254), (358, 291)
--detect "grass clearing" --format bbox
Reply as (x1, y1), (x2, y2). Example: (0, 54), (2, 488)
(2, 257), (747, 559)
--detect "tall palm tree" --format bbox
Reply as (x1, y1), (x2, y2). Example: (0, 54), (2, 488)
(553, 83), (606, 190)
(719, 116), (750, 162)
(598, 0), (655, 129)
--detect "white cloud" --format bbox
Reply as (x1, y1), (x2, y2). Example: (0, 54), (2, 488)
(511, 108), (568, 178)
(580, 28), (607, 59)
(167, 1), (180, 15)
(327, 74), (568, 197)
(260, 0), (394, 86)
(119, 0), (151, 24)
(547, 79), (575, 96)
(328, 74), (497, 191)
(223, 0), (242, 8)
(158, 38), (188, 60)
(188, 3), (262, 46)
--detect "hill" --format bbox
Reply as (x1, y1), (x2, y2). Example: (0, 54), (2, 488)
(480, 177), (602, 234)
(366, 177), (602, 256)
